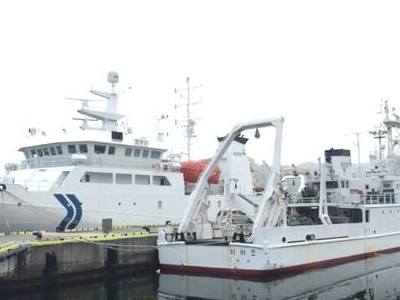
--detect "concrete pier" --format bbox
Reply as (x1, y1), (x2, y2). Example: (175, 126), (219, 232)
(0, 230), (158, 294)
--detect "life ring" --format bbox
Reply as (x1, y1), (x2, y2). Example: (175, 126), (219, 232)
(153, 163), (161, 171)
(0, 184), (6, 192)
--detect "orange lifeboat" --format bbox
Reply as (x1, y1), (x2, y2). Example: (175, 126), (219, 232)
(180, 159), (221, 184)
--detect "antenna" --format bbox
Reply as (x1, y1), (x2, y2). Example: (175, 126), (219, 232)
(346, 131), (367, 175)
(370, 127), (388, 160)
(174, 77), (202, 160)
(156, 113), (169, 143)
(376, 98), (400, 158)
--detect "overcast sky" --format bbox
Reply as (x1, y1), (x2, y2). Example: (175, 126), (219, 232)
(1, 0), (400, 169)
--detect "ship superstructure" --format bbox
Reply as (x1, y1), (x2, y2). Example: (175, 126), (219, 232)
(0, 72), (187, 232)
(0, 72), (263, 233)
(158, 101), (400, 277)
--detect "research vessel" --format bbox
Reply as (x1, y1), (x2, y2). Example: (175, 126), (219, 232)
(158, 102), (400, 277)
(0, 72), (258, 232)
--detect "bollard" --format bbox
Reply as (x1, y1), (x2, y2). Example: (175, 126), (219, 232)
(102, 219), (113, 234)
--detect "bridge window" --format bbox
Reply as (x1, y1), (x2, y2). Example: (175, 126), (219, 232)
(142, 150), (149, 158)
(153, 175), (171, 186)
(50, 147), (56, 155)
(56, 145), (63, 155)
(79, 144), (88, 153)
(94, 144), (106, 154)
(326, 181), (338, 189)
(125, 148), (132, 156)
(108, 146), (116, 155)
(134, 149), (141, 157)
(81, 172), (113, 184)
(135, 174), (150, 185)
(116, 173), (132, 184)
(83, 174), (90, 182)
(38, 149), (43, 157)
(31, 150), (37, 158)
(43, 148), (50, 156)
(151, 151), (161, 159)
(68, 145), (77, 154)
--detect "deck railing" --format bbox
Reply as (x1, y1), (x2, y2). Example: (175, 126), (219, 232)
(13, 155), (179, 172)
(288, 192), (397, 206)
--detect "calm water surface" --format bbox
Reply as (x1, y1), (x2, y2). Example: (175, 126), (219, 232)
(5, 252), (400, 300)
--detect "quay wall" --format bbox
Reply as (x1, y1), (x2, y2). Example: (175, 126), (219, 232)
(0, 234), (158, 293)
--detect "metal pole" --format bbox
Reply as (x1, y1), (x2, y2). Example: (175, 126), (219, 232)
(356, 133), (361, 175)
(186, 77), (191, 160)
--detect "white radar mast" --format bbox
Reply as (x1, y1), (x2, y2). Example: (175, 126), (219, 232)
(69, 71), (125, 131)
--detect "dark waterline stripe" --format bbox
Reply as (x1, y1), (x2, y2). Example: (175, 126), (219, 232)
(160, 245), (400, 278)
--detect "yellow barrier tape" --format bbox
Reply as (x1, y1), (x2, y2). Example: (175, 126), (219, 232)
(0, 242), (20, 254)
(31, 231), (154, 247)
(0, 224), (163, 236)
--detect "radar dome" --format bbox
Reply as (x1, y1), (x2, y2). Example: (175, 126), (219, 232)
(107, 71), (119, 84)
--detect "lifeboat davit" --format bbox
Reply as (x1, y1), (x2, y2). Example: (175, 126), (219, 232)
(180, 159), (221, 184)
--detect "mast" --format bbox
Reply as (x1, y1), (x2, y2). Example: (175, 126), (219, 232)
(370, 99), (400, 160)
(355, 132), (361, 175)
(346, 132), (366, 176)
(381, 100), (400, 158)
(186, 77), (191, 160)
(174, 77), (202, 160)
(370, 128), (387, 160)
(68, 71), (124, 131)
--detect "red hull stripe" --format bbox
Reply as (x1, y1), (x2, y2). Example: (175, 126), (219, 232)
(160, 245), (400, 278)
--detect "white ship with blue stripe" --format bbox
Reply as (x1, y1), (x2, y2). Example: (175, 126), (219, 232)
(0, 72), (258, 232)
(0, 72), (232, 232)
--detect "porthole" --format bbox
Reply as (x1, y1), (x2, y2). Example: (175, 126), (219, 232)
(306, 234), (315, 241)
(282, 237), (286, 243)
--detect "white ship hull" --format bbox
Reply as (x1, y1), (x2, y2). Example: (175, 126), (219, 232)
(0, 179), (249, 232)
(158, 251), (400, 299)
(159, 204), (400, 277)
(0, 182), (188, 232)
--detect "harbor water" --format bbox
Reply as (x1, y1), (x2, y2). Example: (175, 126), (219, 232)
(4, 251), (400, 299)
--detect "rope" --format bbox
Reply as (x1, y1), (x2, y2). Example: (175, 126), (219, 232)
(82, 239), (158, 250)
